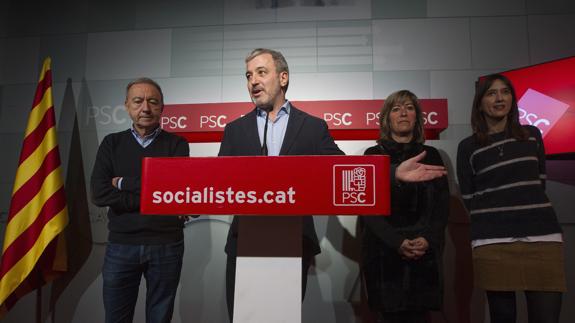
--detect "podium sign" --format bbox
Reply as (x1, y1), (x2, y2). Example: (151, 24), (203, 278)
(141, 155), (390, 216)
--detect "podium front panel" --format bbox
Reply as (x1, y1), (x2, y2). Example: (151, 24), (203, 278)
(141, 155), (390, 216)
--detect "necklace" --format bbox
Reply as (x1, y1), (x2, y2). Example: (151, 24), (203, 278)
(497, 143), (504, 157)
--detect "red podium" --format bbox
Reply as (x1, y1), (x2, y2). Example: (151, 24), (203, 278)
(141, 155), (390, 322)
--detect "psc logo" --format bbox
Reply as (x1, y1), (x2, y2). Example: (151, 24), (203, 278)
(333, 165), (375, 206)
(518, 89), (570, 137)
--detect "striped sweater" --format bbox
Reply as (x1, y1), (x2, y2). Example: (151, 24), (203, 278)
(456, 125), (561, 240)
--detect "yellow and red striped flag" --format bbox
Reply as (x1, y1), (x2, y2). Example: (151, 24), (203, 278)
(0, 58), (68, 316)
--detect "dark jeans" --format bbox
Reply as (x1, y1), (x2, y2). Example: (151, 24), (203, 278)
(226, 255), (312, 322)
(102, 240), (184, 323)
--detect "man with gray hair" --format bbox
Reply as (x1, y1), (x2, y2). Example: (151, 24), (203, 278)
(219, 48), (345, 320)
(219, 48), (447, 321)
(91, 77), (189, 323)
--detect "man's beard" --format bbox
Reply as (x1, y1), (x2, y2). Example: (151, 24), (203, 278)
(253, 97), (273, 112)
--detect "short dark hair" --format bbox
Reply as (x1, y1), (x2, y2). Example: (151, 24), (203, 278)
(377, 90), (425, 144)
(245, 48), (289, 92)
(125, 77), (164, 104)
(471, 73), (528, 146)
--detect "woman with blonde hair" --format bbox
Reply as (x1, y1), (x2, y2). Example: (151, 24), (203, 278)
(361, 90), (449, 323)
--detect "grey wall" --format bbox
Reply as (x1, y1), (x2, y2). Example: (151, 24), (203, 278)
(1, 0), (575, 322)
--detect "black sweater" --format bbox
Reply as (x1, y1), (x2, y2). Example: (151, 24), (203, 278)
(362, 142), (449, 252)
(361, 141), (449, 312)
(456, 125), (561, 240)
(91, 129), (189, 244)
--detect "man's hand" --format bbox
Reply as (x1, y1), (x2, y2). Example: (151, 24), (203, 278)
(395, 151), (447, 183)
(112, 177), (121, 188)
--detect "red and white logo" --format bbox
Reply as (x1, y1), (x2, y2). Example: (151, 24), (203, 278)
(333, 165), (375, 206)
(518, 88), (570, 137)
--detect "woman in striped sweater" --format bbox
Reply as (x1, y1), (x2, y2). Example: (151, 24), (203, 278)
(457, 74), (566, 323)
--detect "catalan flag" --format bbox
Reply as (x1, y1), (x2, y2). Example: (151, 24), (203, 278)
(0, 58), (68, 316)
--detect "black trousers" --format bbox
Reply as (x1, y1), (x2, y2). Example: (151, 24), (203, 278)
(225, 255), (312, 322)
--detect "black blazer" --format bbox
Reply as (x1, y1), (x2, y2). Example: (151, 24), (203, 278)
(218, 105), (344, 257)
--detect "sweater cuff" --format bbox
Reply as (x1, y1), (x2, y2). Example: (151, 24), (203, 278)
(121, 177), (141, 193)
(386, 233), (405, 252)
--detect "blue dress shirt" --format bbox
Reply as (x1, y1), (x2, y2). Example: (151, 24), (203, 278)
(256, 101), (290, 156)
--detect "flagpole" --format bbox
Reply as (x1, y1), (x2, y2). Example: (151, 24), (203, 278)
(36, 281), (41, 323)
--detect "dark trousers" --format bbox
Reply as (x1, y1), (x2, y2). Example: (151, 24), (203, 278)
(225, 255), (312, 322)
(102, 241), (184, 323)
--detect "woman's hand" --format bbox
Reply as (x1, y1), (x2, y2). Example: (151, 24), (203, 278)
(398, 238), (428, 260)
(410, 237), (429, 253)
